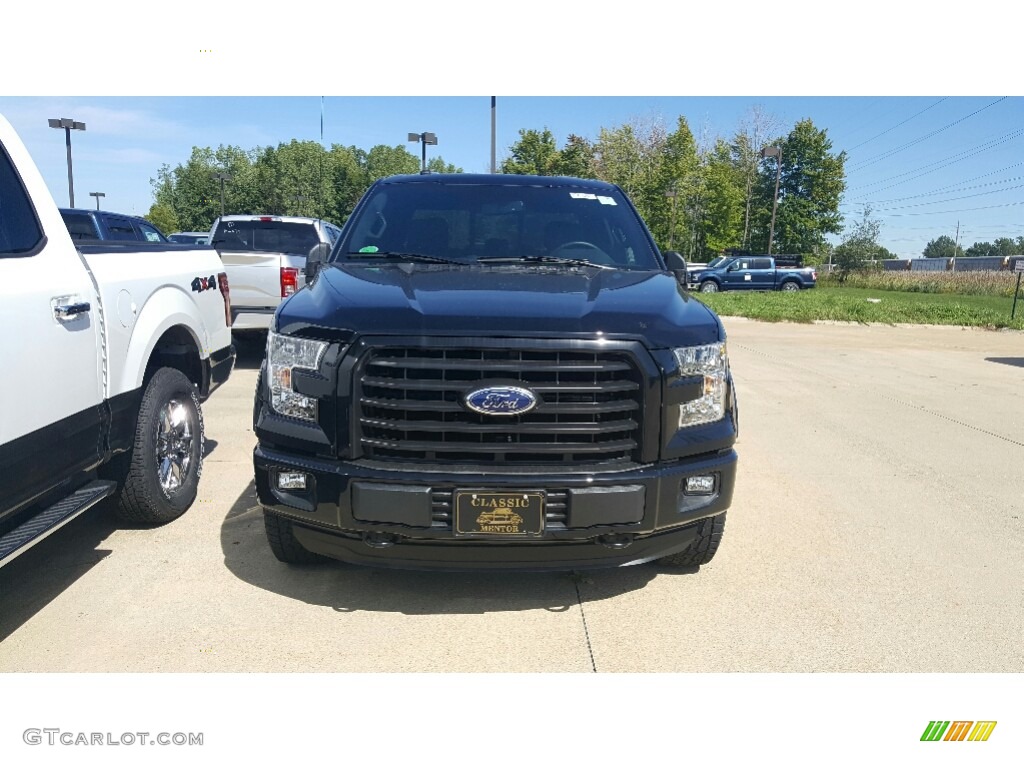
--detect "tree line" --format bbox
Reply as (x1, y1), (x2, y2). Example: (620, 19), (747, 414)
(147, 109), (1014, 266)
(147, 142), (461, 234)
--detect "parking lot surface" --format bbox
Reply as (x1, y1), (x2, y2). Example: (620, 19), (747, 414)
(1, 320), (1022, 672)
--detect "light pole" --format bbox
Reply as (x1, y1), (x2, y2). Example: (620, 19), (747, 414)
(761, 145), (782, 256)
(407, 132), (437, 172)
(48, 117), (86, 208)
(490, 97), (496, 174)
(291, 194), (307, 216)
(213, 172), (232, 218)
(89, 191), (105, 210)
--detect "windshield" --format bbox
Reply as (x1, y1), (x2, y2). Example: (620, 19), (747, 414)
(705, 256), (729, 269)
(337, 182), (660, 269)
(212, 220), (318, 254)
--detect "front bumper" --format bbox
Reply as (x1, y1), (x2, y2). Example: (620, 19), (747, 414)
(254, 446), (737, 571)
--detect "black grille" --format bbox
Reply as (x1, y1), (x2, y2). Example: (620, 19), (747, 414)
(355, 346), (643, 465)
(431, 490), (568, 530)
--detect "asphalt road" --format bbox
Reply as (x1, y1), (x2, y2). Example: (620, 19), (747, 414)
(1, 319), (1022, 672)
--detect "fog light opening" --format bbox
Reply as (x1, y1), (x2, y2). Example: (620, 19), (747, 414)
(277, 471), (309, 491)
(684, 475), (716, 495)
(598, 533), (634, 550)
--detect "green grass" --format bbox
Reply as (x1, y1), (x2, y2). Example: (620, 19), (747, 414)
(695, 287), (1024, 330)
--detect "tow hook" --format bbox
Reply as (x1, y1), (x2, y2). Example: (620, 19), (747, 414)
(363, 532), (399, 549)
(598, 533), (634, 550)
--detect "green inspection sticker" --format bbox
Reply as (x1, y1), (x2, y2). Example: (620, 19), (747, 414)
(358, 245), (379, 253)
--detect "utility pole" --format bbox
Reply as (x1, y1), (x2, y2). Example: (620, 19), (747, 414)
(213, 172), (232, 218)
(951, 220), (960, 271)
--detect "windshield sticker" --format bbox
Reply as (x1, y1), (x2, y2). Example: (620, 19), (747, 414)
(597, 195), (617, 206)
(358, 245), (379, 253)
(570, 192), (597, 200)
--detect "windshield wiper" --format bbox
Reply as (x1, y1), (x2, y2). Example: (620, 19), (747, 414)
(476, 255), (615, 269)
(346, 251), (466, 266)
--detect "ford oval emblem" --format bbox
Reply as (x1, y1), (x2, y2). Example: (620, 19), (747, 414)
(464, 386), (538, 416)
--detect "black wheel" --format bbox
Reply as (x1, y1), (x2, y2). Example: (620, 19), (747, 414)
(656, 512), (727, 567)
(264, 511), (329, 564)
(109, 367), (204, 524)
(781, 280), (800, 292)
(700, 281), (719, 293)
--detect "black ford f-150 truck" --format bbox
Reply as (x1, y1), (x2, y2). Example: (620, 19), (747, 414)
(253, 174), (738, 570)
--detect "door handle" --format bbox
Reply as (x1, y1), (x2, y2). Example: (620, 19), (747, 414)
(54, 301), (91, 320)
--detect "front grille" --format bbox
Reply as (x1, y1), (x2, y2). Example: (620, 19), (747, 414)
(431, 489), (568, 530)
(355, 346), (644, 465)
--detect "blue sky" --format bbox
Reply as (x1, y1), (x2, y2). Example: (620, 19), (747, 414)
(3, 95), (1021, 257)
(2, 1), (1019, 258)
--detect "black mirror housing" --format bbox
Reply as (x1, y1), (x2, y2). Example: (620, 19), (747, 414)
(306, 242), (332, 285)
(663, 251), (688, 285)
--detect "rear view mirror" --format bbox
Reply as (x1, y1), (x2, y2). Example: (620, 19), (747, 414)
(306, 243), (332, 285)
(663, 251), (688, 284)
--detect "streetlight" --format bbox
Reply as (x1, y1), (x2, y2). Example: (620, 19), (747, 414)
(212, 172), (232, 218)
(761, 145), (782, 256)
(89, 191), (105, 210)
(407, 131), (438, 173)
(48, 117), (86, 208)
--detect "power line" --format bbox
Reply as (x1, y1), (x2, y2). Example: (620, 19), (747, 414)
(848, 127), (1024, 196)
(878, 200), (1024, 218)
(846, 182), (1024, 211)
(844, 97), (948, 152)
(848, 97), (1007, 171)
(858, 169), (1024, 205)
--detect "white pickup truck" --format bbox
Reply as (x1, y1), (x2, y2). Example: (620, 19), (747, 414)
(0, 114), (235, 568)
(208, 214), (342, 333)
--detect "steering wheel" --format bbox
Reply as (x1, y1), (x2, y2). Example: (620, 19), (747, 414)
(554, 240), (601, 253)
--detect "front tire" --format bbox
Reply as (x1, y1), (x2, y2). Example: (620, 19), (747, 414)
(699, 281), (719, 293)
(264, 511), (329, 564)
(656, 512), (726, 567)
(111, 367), (204, 524)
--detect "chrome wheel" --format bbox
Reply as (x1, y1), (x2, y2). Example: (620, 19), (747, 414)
(155, 399), (194, 497)
(700, 281), (718, 293)
(781, 281), (800, 291)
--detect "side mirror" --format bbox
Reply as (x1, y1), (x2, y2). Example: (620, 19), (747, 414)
(305, 243), (332, 285)
(664, 251), (688, 284)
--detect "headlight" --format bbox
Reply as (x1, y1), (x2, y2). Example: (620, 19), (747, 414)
(673, 342), (728, 427)
(267, 331), (328, 421)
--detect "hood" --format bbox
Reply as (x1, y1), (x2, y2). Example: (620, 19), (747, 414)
(275, 263), (723, 348)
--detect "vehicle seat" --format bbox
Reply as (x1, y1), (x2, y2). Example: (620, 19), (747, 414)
(403, 217), (449, 257)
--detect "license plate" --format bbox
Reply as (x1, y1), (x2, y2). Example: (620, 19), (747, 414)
(454, 491), (545, 536)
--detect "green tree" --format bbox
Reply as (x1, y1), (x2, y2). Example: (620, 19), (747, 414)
(501, 128), (560, 175)
(554, 134), (596, 178)
(832, 205), (884, 281)
(965, 241), (995, 258)
(652, 117), (699, 253)
(366, 145), (420, 181)
(695, 139), (745, 257)
(750, 119), (846, 256)
(146, 201), (179, 235)
(922, 235), (962, 259)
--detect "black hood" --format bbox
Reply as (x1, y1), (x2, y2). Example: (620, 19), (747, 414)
(276, 263), (723, 348)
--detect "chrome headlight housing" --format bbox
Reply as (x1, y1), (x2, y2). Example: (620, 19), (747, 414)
(267, 331), (328, 422)
(673, 342), (728, 427)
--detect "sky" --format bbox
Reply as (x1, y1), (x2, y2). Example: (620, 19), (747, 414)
(6, 95), (1020, 258)
(2, 3), (1021, 260)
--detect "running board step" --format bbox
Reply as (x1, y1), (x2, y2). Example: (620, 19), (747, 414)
(0, 480), (117, 568)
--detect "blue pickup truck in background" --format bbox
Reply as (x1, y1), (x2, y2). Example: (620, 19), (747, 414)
(690, 255), (817, 293)
(59, 208), (170, 243)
